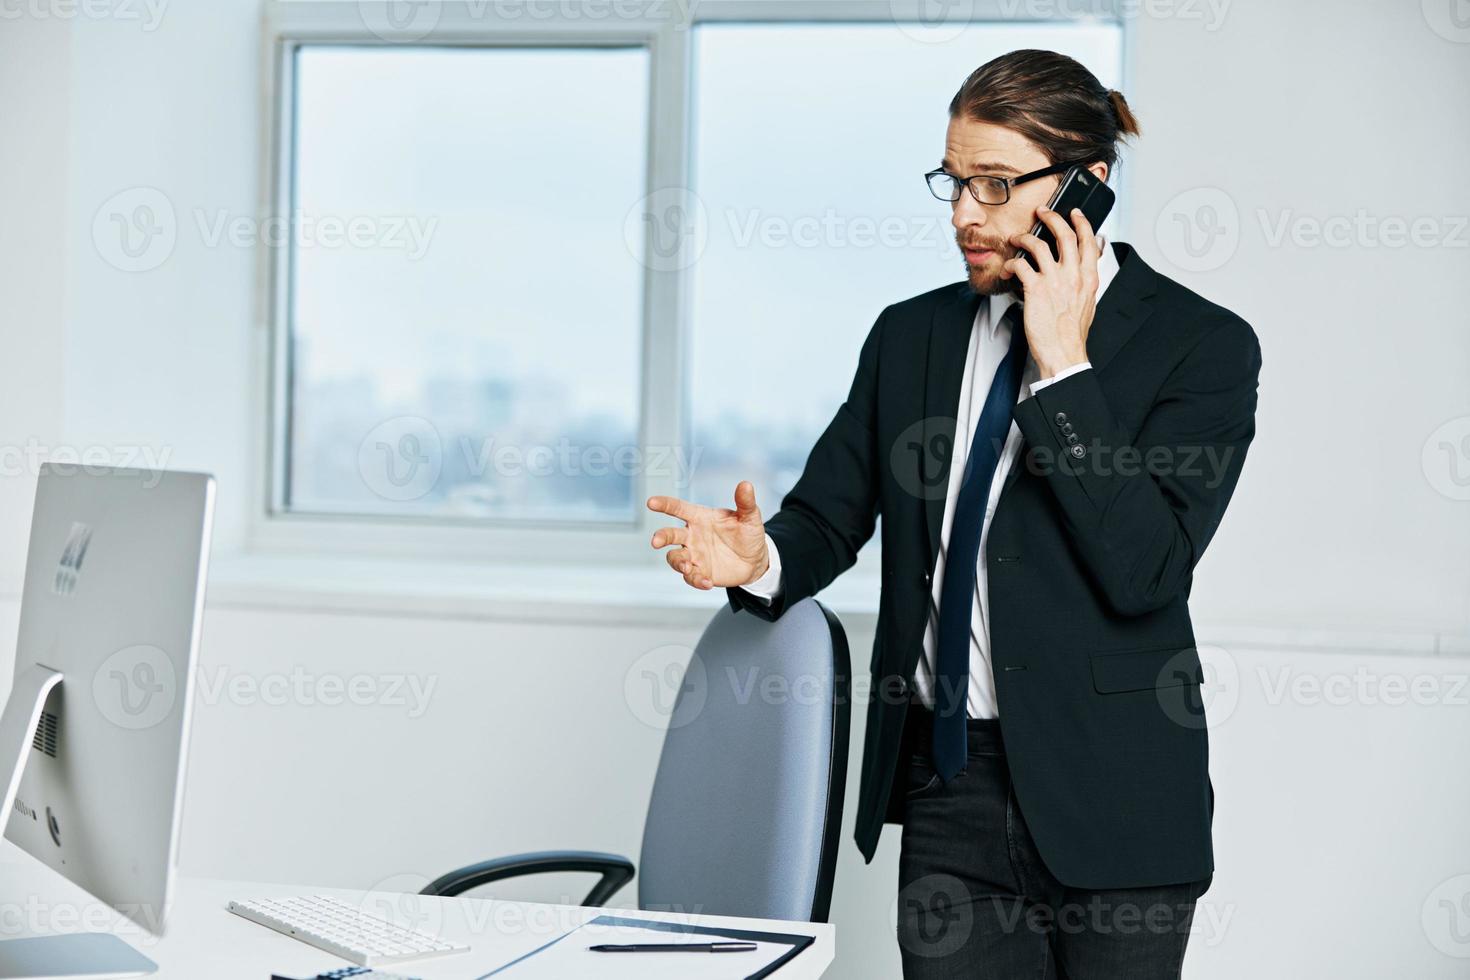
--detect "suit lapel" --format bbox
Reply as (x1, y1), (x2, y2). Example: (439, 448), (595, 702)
(922, 284), (983, 566)
(1082, 241), (1158, 374)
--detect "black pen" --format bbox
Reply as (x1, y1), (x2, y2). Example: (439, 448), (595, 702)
(589, 941), (758, 953)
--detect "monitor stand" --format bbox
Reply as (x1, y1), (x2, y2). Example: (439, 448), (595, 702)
(0, 665), (158, 978)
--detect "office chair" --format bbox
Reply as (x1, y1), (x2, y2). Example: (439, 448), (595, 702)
(421, 598), (851, 923)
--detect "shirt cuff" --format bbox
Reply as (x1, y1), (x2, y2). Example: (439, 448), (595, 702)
(1030, 361), (1092, 395)
(739, 534), (782, 603)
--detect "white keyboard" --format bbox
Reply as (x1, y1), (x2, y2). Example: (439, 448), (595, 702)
(227, 894), (469, 966)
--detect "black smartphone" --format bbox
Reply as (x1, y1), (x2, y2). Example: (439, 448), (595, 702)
(1027, 165), (1114, 267)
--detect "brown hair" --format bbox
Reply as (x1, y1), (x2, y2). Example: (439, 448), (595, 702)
(948, 49), (1140, 171)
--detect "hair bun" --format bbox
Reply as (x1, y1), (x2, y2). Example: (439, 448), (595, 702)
(1107, 88), (1141, 138)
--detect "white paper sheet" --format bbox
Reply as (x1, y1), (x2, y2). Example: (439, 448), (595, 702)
(483, 915), (806, 979)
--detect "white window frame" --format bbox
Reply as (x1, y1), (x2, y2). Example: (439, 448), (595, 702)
(251, 0), (1131, 566)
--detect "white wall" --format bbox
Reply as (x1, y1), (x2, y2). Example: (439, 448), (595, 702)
(1126, 0), (1470, 638)
(2, 1), (1469, 978)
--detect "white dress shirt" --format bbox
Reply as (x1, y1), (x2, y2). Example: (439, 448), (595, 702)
(743, 241), (1121, 719)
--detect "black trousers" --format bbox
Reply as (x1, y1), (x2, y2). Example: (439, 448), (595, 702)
(897, 707), (1210, 979)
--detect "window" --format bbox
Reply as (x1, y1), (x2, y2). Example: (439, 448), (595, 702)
(284, 45), (650, 523)
(266, 5), (1125, 553)
(686, 22), (1123, 508)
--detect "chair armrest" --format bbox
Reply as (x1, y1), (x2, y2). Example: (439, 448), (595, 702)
(419, 850), (636, 906)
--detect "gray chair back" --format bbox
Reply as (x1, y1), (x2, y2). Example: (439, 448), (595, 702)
(637, 598), (850, 922)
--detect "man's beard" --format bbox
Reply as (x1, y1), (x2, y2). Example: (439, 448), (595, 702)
(958, 235), (1023, 297)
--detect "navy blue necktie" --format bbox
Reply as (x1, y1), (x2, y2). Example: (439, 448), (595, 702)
(933, 302), (1027, 783)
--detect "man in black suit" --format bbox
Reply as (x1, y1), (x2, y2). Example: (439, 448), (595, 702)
(649, 49), (1259, 978)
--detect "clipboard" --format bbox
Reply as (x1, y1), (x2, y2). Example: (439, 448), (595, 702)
(479, 913), (815, 980)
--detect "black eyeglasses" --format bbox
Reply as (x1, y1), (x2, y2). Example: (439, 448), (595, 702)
(924, 161), (1087, 206)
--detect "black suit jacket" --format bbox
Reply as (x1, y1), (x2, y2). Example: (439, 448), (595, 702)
(727, 242), (1261, 890)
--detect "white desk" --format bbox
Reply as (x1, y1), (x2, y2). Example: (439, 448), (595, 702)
(0, 844), (833, 978)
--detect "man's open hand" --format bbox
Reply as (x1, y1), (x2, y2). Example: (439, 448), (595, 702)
(647, 481), (769, 591)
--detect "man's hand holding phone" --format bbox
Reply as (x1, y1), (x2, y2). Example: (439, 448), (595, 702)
(647, 481), (769, 591)
(1002, 206), (1103, 381)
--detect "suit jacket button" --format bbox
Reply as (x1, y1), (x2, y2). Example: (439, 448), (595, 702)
(1054, 412), (1068, 425)
(1061, 422), (1074, 435)
(1070, 444), (1087, 459)
(922, 571), (932, 586)
(1066, 433), (1080, 445)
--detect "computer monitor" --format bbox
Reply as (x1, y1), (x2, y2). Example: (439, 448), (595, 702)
(0, 464), (214, 978)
